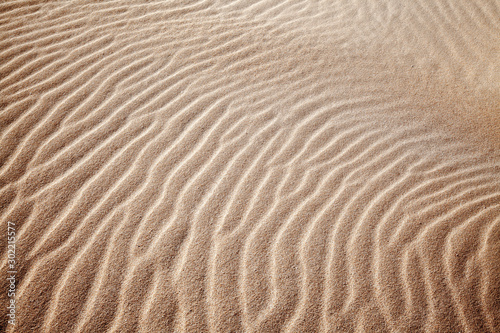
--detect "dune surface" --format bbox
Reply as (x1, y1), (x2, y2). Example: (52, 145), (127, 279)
(1, 0), (499, 332)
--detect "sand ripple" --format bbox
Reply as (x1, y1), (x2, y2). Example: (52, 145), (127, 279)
(0, 0), (499, 332)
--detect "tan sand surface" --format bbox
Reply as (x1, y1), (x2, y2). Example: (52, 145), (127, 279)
(0, 0), (499, 332)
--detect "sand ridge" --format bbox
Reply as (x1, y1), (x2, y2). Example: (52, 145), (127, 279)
(0, 0), (499, 332)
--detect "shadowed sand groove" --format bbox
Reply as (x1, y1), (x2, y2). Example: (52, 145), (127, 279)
(0, 0), (499, 332)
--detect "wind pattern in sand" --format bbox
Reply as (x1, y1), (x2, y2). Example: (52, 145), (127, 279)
(0, 0), (499, 332)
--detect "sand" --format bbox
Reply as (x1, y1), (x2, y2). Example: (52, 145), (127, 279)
(0, 0), (499, 332)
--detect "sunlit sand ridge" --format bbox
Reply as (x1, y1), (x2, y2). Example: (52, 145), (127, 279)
(0, 0), (499, 332)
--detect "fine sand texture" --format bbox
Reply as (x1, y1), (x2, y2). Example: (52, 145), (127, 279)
(1, 0), (499, 332)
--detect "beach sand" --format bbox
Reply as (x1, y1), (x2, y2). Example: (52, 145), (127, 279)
(0, 0), (499, 332)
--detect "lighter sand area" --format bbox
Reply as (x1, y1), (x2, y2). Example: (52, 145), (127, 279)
(1, 0), (499, 332)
